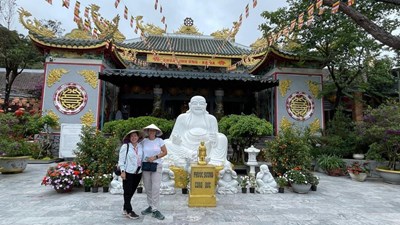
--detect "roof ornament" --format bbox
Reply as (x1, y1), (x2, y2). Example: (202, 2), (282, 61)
(250, 37), (268, 51)
(18, 8), (56, 38)
(65, 15), (92, 39)
(175, 17), (202, 35)
(211, 22), (239, 42)
(135, 16), (165, 35)
(90, 4), (126, 42)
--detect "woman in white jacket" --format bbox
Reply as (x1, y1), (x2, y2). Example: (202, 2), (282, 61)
(118, 129), (143, 219)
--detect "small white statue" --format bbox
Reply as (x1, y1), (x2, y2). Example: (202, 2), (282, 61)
(164, 96), (228, 168)
(217, 162), (239, 195)
(160, 162), (176, 195)
(110, 173), (124, 195)
(256, 164), (278, 194)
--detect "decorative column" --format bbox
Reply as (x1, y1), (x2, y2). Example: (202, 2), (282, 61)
(152, 87), (163, 116)
(215, 89), (224, 119)
(245, 145), (260, 177)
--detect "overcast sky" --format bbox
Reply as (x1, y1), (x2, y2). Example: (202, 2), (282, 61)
(13, 0), (288, 46)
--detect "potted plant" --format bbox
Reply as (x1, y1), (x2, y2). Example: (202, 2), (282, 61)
(317, 155), (346, 176)
(239, 175), (249, 193)
(284, 167), (314, 194)
(41, 162), (84, 193)
(249, 175), (257, 193)
(82, 176), (93, 192)
(101, 173), (112, 192)
(275, 176), (288, 193)
(347, 161), (369, 182)
(309, 174), (319, 191)
(355, 101), (400, 184)
(92, 174), (101, 193)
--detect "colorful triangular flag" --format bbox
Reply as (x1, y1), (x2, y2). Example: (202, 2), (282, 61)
(253, 0), (257, 8)
(332, 1), (340, 14)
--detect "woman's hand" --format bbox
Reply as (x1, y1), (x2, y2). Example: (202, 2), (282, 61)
(121, 171), (126, 180)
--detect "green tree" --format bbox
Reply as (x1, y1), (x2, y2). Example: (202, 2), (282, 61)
(260, 0), (398, 112)
(0, 26), (41, 111)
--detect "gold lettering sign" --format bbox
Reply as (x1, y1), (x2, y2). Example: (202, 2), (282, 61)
(286, 92), (314, 121)
(54, 83), (88, 115)
(147, 54), (231, 68)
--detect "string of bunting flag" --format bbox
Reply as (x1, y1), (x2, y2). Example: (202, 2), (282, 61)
(227, 0), (356, 72)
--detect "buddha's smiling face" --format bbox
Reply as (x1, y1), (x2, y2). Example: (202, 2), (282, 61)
(189, 96), (207, 114)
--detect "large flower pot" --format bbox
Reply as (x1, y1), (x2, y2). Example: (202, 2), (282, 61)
(0, 156), (30, 173)
(349, 172), (367, 182)
(376, 168), (400, 184)
(291, 183), (311, 194)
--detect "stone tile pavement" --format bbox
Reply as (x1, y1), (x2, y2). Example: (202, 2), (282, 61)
(1, 163), (400, 225)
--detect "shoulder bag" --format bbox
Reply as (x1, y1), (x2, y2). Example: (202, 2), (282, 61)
(114, 143), (129, 176)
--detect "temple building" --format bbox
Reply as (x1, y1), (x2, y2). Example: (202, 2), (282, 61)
(19, 6), (325, 134)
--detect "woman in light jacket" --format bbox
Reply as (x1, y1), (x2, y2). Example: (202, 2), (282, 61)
(140, 124), (168, 220)
(118, 129), (143, 219)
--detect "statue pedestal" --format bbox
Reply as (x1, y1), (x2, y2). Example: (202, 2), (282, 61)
(188, 164), (216, 207)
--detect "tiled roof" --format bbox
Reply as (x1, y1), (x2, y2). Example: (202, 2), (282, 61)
(29, 33), (109, 49)
(117, 35), (251, 56)
(100, 68), (276, 84)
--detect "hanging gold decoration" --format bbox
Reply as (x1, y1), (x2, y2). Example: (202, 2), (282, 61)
(78, 70), (98, 88)
(279, 80), (292, 97)
(81, 110), (95, 126)
(309, 118), (320, 134)
(47, 69), (69, 87)
(280, 117), (292, 131)
(307, 80), (320, 98)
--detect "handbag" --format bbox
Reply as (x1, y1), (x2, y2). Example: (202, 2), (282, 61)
(114, 144), (129, 176)
(142, 162), (158, 172)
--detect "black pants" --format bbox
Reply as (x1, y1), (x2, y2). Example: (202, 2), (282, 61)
(123, 172), (142, 213)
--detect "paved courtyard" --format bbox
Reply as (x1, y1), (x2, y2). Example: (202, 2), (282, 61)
(1, 163), (400, 225)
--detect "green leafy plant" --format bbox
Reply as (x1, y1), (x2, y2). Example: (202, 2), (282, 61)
(219, 114), (273, 164)
(75, 126), (119, 178)
(284, 167), (314, 185)
(249, 175), (257, 188)
(317, 155), (346, 175)
(263, 126), (312, 175)
(275, 176), (288, 188)
(82, 176), (94, 187)
(239, 175), (249, 188)
(355, 101), (400, 170)
(100, 173), (112, 187)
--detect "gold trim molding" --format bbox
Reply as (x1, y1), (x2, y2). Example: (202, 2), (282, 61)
(47, 69), (69, 87)
(78, 70), (98, 89)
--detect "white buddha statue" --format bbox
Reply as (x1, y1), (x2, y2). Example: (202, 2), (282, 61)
(217, 162), (239, 195)
(165, 96), (228, 168)
(256, 164), (278, 194)
(160, 162), (176, 195)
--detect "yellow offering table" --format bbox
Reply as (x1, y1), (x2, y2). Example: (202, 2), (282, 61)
(188, 164), (216, 207)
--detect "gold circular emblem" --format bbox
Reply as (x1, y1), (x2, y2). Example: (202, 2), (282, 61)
(286, 92), (314, 121)
(54, 83), (88, 115)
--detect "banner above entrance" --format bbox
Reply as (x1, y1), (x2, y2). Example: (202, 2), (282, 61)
(147, 54), (232, 68)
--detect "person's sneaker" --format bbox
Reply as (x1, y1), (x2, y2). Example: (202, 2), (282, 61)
(152, 210), (165, 220)
(141, 206), (152, 215)
(122, 209), (127, 215)
(126, 211), (139, 219)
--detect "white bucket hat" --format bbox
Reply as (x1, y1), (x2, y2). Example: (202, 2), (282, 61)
(123, 129), (144, 142)
(143, 124), (163, 137)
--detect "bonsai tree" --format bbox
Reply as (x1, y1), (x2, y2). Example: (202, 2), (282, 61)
(219, 114), (273, 164)
(356, 101), (400, 170)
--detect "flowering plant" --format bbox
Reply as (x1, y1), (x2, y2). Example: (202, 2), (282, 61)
(347, 161), (370, 175)
(239, 175), (249, 188)
(100, 173), (112, 187)
(249, 175), (257, 188)
(82, 176), (93, 187)
(41, 162), (84, 191)
(284, 167), (314, 185)
(275, 176), (288, 188)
